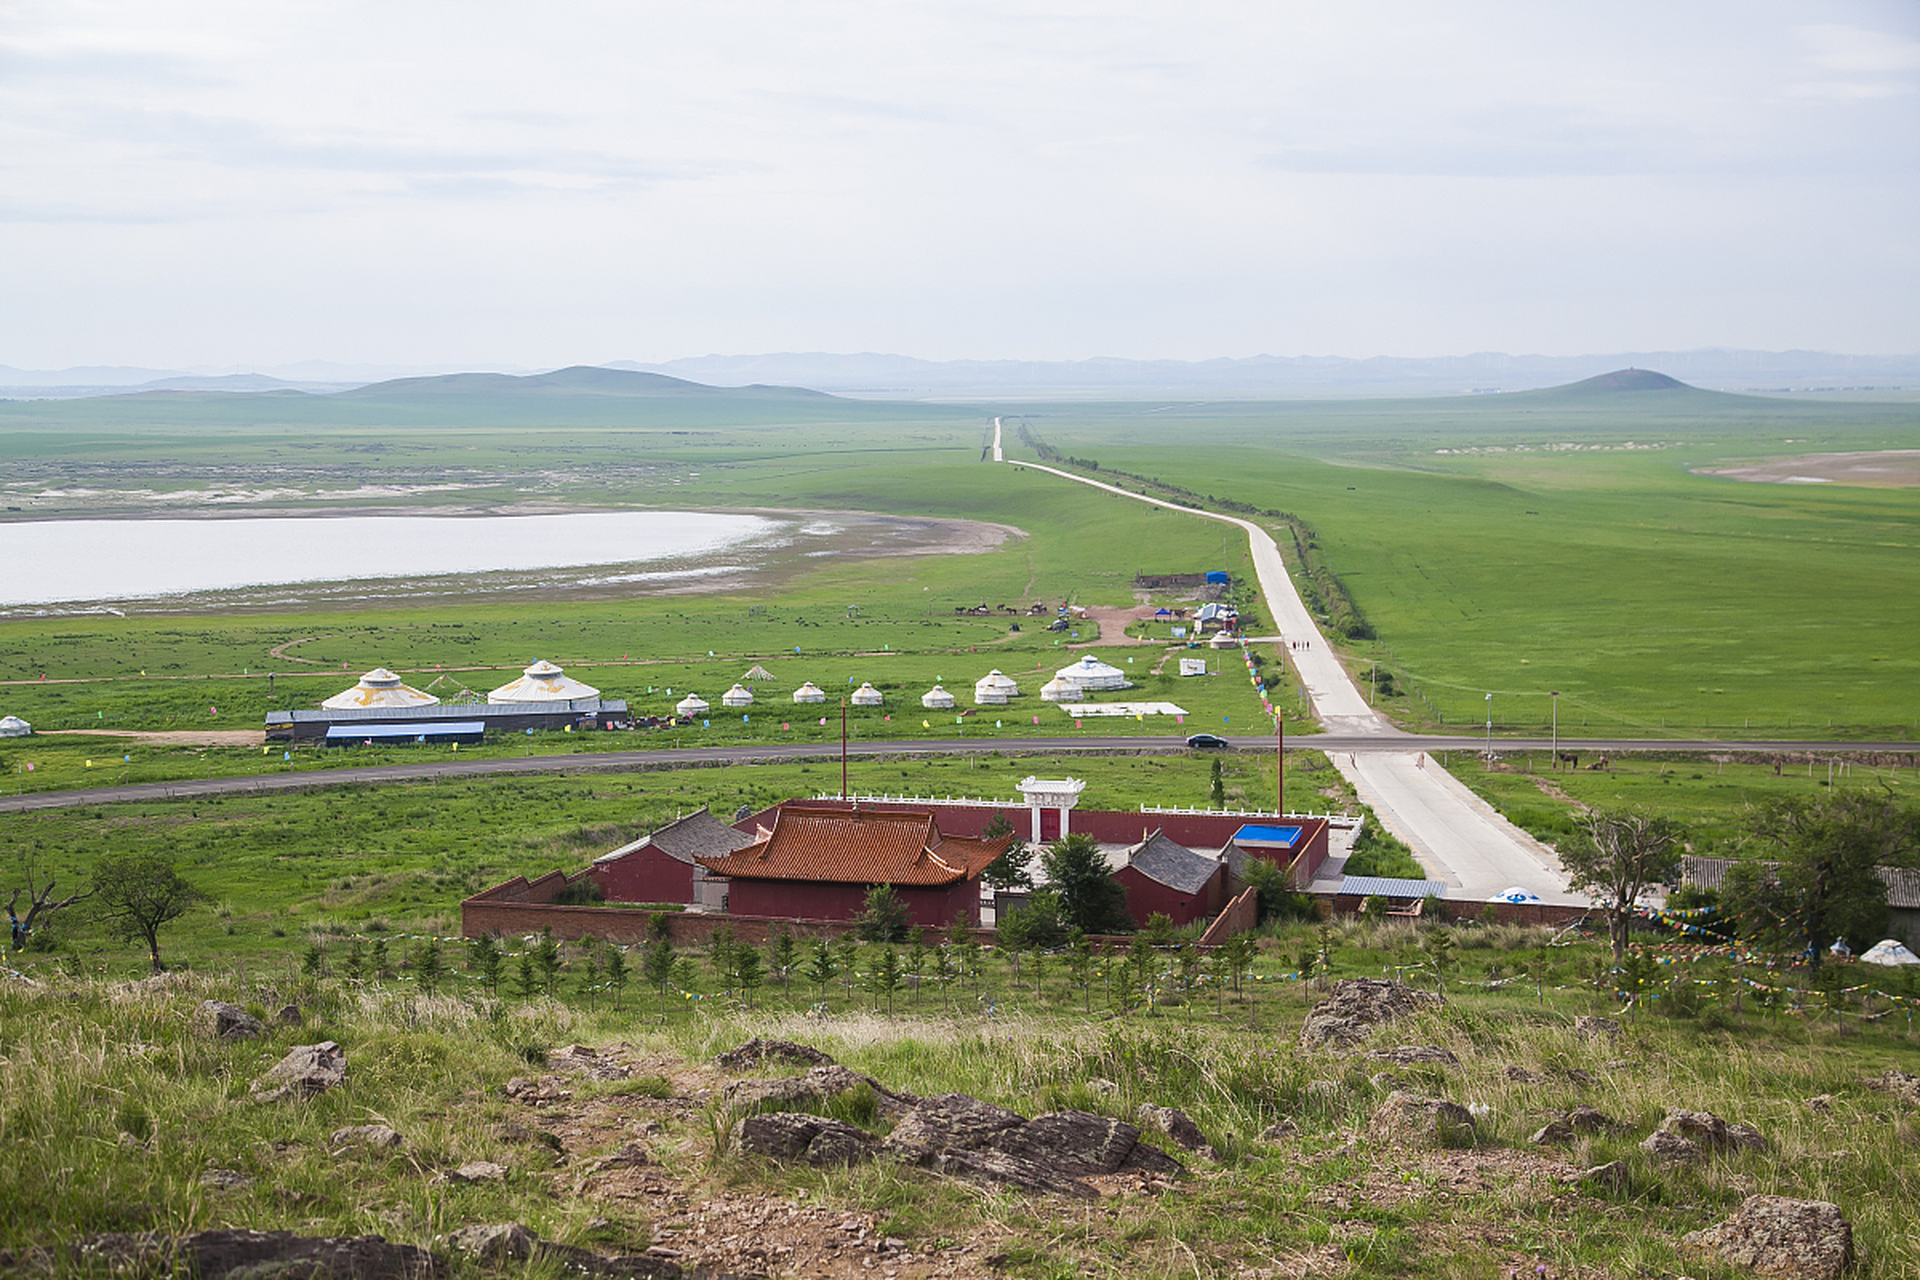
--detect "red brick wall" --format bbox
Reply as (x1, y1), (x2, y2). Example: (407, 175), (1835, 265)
(588, 845), (694, 905)
(1116, 864), (1224, 928)
(461, 899), (993, 949)
(727, 878), (979, 929)
(1197, 888), (1259, 946)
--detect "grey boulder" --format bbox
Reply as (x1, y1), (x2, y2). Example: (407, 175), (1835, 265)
(252, 1041), (347, 1102)
(1683, 1195), (1854, 1280)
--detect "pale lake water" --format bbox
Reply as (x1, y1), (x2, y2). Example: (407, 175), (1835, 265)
(0, 511), (779, 607)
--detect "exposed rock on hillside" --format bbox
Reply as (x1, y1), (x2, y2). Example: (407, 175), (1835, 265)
(1684, 1195), (1854, 1280)
(252, 1041), (346, 1102)
(1298, 980), (1439, 1051)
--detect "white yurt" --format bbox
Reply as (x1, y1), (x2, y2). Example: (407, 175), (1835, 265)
(1861, 938), (1920, 966)
(973, 669), (1020, 705)
(322, 668), (440, 710)
(792, 681), (827, 704)
(850, 681), (884, 707)
(488, 659), (600, 704)
(921, 685), (956, 710)
(1040, 676), (1081, 703)
(0, 715), (30, 738)
(675, 693), (710, 717)
(721, 683), (755, 708)
(1056, 654), (1129, 691)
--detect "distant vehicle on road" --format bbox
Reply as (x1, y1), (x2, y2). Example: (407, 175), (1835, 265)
(1185, 733), (1230, 750)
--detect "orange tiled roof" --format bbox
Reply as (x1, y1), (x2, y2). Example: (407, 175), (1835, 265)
(693, 803), (1009, 887)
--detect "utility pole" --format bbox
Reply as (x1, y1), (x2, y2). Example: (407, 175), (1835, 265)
(1370, 659), (1377, 706)
(840, 698), (849, 799)
(1276, 716), (1285, 816)
(1549, 691), (1559, 770)
(1484, 693), (1494, 761)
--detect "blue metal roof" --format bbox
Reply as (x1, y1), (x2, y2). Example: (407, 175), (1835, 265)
(1340, 876), (1448, 899)
(324, 721), (486, 740)
(1232, 824), (1303, 847)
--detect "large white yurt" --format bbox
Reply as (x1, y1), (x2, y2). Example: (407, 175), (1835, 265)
(921, 685), (956, 710)
(792, 681), (827, 704)
(322, 668), (440, 710)
(488, 659), (600, 703)
(1040, 675), (1081, 703)
(1056, 654), (1130, 691)
(973, 669), (1020, 704)
(721, 684), (755, 708)
(1861, 938), (1920, 966)
(0, 715), (30, 738)
(850, 682), (884, 707)
(675, 693), (710, 717)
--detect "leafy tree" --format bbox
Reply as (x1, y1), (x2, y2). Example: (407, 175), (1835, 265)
(577, 940), (601, 1006)
(532, 929), (563, 995)
(805, 936), (836, 1002)
(853, 885), (911, 943)
(1724, 791), (1920, 967)
(1240, 857), (1315, 924)
(866, 947), (903, 1014)
(642, 935), (676, 1015)
(604, 944), (629, 1009)
(412, 937), (445, 995)
(1066, 930), (1096, 1011)
(467, 934), (504, 994)
(1559, 808), (1687, 960)
(981, 812), (1033, 892)
(514, 952), (538, 999)
(734, 945), (764, 1007)
(708, 925), (737, 986)
(1209, 758), (1226, 808)
(647, 911), (674, 942)
(1142, 912), (1177, 947)
(1041, 833), (1132, 935)
(769, 928), (799, 991)
(88, 850), (206, 972)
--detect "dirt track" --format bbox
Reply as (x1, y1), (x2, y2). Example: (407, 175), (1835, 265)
(41, 729), (267, 747)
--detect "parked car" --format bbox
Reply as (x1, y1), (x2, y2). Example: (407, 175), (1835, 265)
(1185, 733), (1230, 750)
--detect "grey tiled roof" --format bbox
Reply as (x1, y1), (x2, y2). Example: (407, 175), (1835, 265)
(1684, 855), (1920, 910)
(1339, 876), (1448, 899)
(596, 807), (755, 866)
(1123, 830), (1222, 895)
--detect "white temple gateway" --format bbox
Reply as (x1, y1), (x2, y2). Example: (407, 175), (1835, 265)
(488, 660), (600, 704)
(322, 668), (440, 710)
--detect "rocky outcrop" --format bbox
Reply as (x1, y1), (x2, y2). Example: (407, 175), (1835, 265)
(714, 1039), (836, 1072)
(331, 1124), (404, 1150)
(61, 1230), (446, 1280)
(735, 1113), (878, 1167)
(1662, 1109), (1768, 1154)
(1684, 1196), (1854, 1280)
(1640, 1129), (1701, 1162)
(445, 1223), (685, 1279)
(1372, 1092), (1475, 1147)
(721, 1065), (915, 1117)
(503, 1076), (572, 1104)
(194, 1001), (265, 1042)
(1135, 1105), (1214, 1158)
(548, 1045), (632, 1082)
(1868, 1068), (1920, 1107)
(1365, 1045), (1459, 1067)
(1573, 1016), (1620, 1042)
(1298, 980), (1440, 1051)
(440, 1161), (508, 1185)
(252, 1042), (347, 1102)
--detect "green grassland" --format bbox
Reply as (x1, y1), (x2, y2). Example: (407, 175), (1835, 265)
(5, 923), (1919, 1278)
(1000, 384), (1920, 738)
(3, 753), (1342, 966)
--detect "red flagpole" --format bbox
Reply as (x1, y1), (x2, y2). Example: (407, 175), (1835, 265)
(841, 697), (849, 800)
(1277, 713), (1285, 816)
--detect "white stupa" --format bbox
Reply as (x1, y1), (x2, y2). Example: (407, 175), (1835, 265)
(322, 668), (440, 710)
(488, 659), (600, 704)
(1056, 654), (1129, 691)
(1040, 675), (1081, 703)
(921, 685), (956, 710)
(850, 682), (884, 707)
(0, 715), (30, 737)
(973, 669), (1020, 705)
(1861, 938), (1920, 966)
(675, 693), (710, 717)
(792, 681), (827, 704)
(721, 683), (755, 708)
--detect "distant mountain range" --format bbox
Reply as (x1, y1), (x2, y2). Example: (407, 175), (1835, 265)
(3, 349), (1916, 402)
(610, 350), (1920, 399)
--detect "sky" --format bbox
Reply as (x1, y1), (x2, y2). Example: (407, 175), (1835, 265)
(2, 1), (1917, 370)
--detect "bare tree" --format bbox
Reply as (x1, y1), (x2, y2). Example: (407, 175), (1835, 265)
(1559, 809), (1685, 961)
(7, 858), (94, 952)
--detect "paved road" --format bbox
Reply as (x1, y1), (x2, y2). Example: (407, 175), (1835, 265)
(1004, 459), (1586, 903)
(3, 731), (1910, 816)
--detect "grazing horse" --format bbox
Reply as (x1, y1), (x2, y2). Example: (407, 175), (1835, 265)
(1556, 751), (1580, 771)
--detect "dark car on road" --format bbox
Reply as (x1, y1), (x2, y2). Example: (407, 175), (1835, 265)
(1185, 733), (1230, 750)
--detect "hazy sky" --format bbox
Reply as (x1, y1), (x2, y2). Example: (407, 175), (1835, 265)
(3, 1), (1916, 368)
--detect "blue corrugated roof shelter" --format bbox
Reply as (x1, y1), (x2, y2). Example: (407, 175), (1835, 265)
(324, 720), (485, 744)
(1232, 824), (1303, 849)
(1340, 876), (1448, 900)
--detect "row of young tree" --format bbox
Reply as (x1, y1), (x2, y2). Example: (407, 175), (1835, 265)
(1560, 791), (1920, 967)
